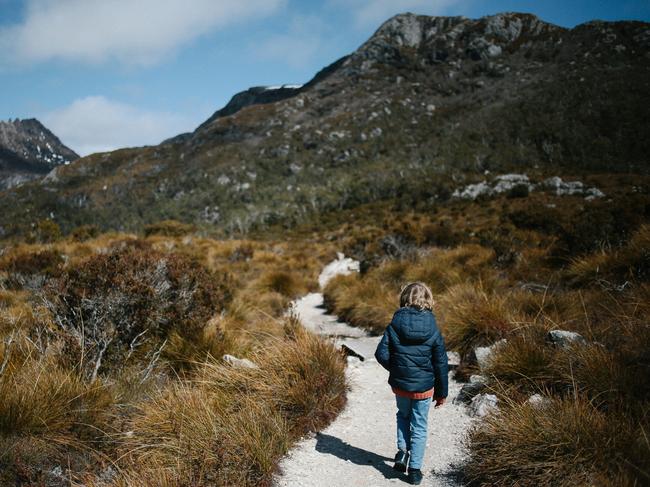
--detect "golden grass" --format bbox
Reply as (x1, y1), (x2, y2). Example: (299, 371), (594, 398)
(566, 224), (650, 287)
(0, 231), (341, 484)
(466, 395), (650, 486)
(113, 327), (346, 487)
(0, 356), (113, 442)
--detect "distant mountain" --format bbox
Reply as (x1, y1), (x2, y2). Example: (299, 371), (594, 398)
(0, 118), (79, 190)
(0, 12), (648, 236)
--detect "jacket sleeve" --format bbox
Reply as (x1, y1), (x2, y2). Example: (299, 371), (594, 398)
(374, 327), (391, 371)
(432, 333), (449, 398)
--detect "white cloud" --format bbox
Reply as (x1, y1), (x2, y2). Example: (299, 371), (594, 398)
(1, 0), (286, 66)
(41, 96), (199, 156)
(332, 0), (463, 28)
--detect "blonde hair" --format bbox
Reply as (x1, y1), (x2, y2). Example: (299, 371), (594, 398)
(400, 282), (435, 311)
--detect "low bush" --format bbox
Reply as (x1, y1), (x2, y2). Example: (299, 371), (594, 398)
(258, 269), (306, 298)
(507, 204), (564, 234)
(28, 219), (62, 243)
(421, 221), (460, 247)
(44, 246), (233, 378)
(555, 196), (649, 257)
(0, 248), (65, 289)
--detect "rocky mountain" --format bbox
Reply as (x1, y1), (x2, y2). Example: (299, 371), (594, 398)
(0, 118), (79, 190)
(0, 12), (648, 237)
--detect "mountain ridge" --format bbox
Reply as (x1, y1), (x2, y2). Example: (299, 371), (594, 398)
(1, 12), (648, 237)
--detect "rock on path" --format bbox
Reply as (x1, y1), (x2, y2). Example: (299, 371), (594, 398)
(275, 290), (474, 487)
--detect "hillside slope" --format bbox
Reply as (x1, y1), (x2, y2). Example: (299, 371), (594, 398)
(0, 13), (648, 236)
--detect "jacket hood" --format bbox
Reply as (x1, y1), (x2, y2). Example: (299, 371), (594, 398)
(390, 307), (436, 344)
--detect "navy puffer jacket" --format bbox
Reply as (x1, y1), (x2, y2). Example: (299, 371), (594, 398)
(374, 307), (449, 398)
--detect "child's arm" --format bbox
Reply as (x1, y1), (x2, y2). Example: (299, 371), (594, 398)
(431, 333), (449, 400)
(374, 328), (391, 371)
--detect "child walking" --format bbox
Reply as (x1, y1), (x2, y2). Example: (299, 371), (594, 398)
(374, 282), (449, 485)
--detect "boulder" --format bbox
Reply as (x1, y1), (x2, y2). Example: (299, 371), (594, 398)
(223, 354), (258, 369)
(527, 393), (552, 409)
(469, 393), (499, 417)
(447, 351), (461, 369)
(473, 339), (507, 370)
(454, 374), (488, 404)
(547, 330), (586, 348)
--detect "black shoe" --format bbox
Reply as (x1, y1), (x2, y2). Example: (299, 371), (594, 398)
(393, 450), (409, 472)
(407, 469), (423, 485)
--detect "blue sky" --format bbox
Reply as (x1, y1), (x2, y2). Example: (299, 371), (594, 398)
(1, 0), (648, 155)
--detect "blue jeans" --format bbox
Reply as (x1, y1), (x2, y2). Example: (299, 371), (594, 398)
(395, 395), (432, 470)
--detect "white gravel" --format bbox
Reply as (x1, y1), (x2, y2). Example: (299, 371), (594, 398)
(274, 291), (474, 487)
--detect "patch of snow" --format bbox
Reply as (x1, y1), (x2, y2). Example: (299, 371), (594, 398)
(264, 84), (303, 91)
(318, 253), (360, 289)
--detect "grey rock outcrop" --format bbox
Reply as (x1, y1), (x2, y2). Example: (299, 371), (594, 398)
(527, 393), (552, 409)
(447, 351), (461, 369)
(223, 354), (258, 369)
(469, 393), (499, 417)
(454, 374), (488, 404)
(547, 330), (587, 348)
(472, 339), (507, 371)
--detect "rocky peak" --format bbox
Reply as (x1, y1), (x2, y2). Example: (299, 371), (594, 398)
(347, 12), (562, 69)
(0, 118), (79, 190)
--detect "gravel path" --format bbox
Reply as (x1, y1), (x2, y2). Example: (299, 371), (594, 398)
(274, 291), (474, 487)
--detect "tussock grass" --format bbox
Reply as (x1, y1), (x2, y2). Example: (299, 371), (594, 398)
(323, 245), (496, 334)
(566, 224), (650, 287)
(114, 327), (346, 486)
(323, 273), (395, 333)
(467, 395), (650, 486)
(0, 231), (339, 483)
(0, 358), (113, 439)
(318, 209), (650, 485)
(436, 282), (526, 357)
